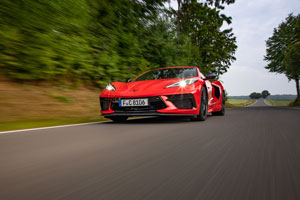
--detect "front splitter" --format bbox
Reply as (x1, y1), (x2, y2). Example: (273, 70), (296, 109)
(103, 112), (196, 117)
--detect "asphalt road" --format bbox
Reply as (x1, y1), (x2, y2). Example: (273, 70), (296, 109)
(1, 99), (300, 200)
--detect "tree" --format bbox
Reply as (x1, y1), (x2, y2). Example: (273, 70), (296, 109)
(283, 42), (300, 101)
(0, 0), (93, 81)
(261, 90), (270, 99)
(175, 0), (235, 32)
(0, 0), (167, 85)
(250, 92), (262, 99)
(264, 14), (300, 101)
(172, 0), (237, 76)
(0, 0), (236, 87)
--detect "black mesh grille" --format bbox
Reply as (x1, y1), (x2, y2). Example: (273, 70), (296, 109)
(111, 96), (166, 112)
(167, 94), (196, 109)
(212, 85), (220, 99)
(100, 97), (110, 111)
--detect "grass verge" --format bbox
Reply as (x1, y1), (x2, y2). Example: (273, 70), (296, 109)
(265, 99), (300, 108)
(264, 99), (292, 107)
(226, 99), (256, 108)
(0, 78), (105, 132)
(0, 116), (109, 132)
(289, 99), (300, 107)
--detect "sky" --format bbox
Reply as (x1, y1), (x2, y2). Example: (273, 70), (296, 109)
(169, 0), (300, 96)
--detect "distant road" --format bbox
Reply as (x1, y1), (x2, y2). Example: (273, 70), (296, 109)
(1, 99), (300, 200)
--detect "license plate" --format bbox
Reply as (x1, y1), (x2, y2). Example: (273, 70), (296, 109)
(119, 98), (148, 107)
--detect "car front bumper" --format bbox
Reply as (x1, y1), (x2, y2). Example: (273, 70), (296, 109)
(100, 93), (200, 117)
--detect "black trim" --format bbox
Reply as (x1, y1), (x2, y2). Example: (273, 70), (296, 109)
(212, 84), (220, 99)
(100, 97), (110, 111)
(103, 112), (196, 117)
(167, 94), (196, 109)
(110, 96), (166, 112)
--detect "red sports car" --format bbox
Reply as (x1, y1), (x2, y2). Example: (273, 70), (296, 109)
(99, 66), (225, 122)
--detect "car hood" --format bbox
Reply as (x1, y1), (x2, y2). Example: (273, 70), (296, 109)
(104, 79), (185, 97)
(128, 79), (179, 91)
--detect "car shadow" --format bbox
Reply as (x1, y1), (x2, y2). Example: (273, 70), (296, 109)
(101, 115), (212, 124)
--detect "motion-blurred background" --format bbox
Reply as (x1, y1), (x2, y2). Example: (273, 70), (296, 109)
(0, 0), (236, 85)
(0, 0), (237, 130)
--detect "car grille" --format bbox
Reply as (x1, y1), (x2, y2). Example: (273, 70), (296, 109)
(100, 97), (110, 111)
(111, 96), (167, 112)
(167, 94), (196, 109)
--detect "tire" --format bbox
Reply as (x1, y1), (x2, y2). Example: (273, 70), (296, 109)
(212, 92), (225, 116)
(109, 116), (128, 122)
(191, 87), (208, 121)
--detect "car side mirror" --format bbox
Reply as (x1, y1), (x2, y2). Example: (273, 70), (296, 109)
(126, 78), (132, 83)
(205, 73), (216, 80)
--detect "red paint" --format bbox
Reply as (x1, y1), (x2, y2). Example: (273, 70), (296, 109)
(99, 66), (224, 116)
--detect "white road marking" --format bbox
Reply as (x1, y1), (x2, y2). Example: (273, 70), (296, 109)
(0, 121), (103, 135)
(0, 117), (150, 135)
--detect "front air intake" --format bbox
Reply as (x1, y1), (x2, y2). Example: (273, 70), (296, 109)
(100, 97), (111, 111)
(167, 94), (196, 109)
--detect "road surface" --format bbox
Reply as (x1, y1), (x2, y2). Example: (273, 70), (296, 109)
(1, 99), (300, 200)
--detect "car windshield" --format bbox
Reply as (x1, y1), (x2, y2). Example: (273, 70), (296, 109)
(135, 68), (198, 81)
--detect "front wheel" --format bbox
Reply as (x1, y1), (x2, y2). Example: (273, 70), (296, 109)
(109, 116), (128, 122)
(191, 87), (208, 121)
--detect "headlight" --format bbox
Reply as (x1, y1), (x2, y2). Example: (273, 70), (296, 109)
(105, 83), (116, 91)
(165, 78), (198, 88)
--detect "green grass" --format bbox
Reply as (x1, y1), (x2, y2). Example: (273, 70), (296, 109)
(290, 99), (300, 107)
(264, 99), (292, 107)
(264, 99), (300, 108)
(0, 116), (109, 132)
(226, 99), (256, 108)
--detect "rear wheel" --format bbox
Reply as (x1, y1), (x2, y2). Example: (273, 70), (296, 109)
(191, 87), (208, 121)
(109, 116), (128, 122)
(212, 92), (225, 116)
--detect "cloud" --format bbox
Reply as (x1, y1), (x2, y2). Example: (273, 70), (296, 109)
(168, 0), (300, 95)
(221, 65), (296, 95)
(220, 0), (300, 95)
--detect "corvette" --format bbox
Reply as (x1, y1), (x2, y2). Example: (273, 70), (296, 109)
(99, 66), (225, 122)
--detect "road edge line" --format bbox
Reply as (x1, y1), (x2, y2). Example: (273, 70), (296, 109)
(0, 121), (103, 135)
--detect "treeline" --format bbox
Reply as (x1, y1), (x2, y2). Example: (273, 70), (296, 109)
(230, 94), (297, 100)
(249, 90), (270, 99)
(0, 0), (237, 87)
